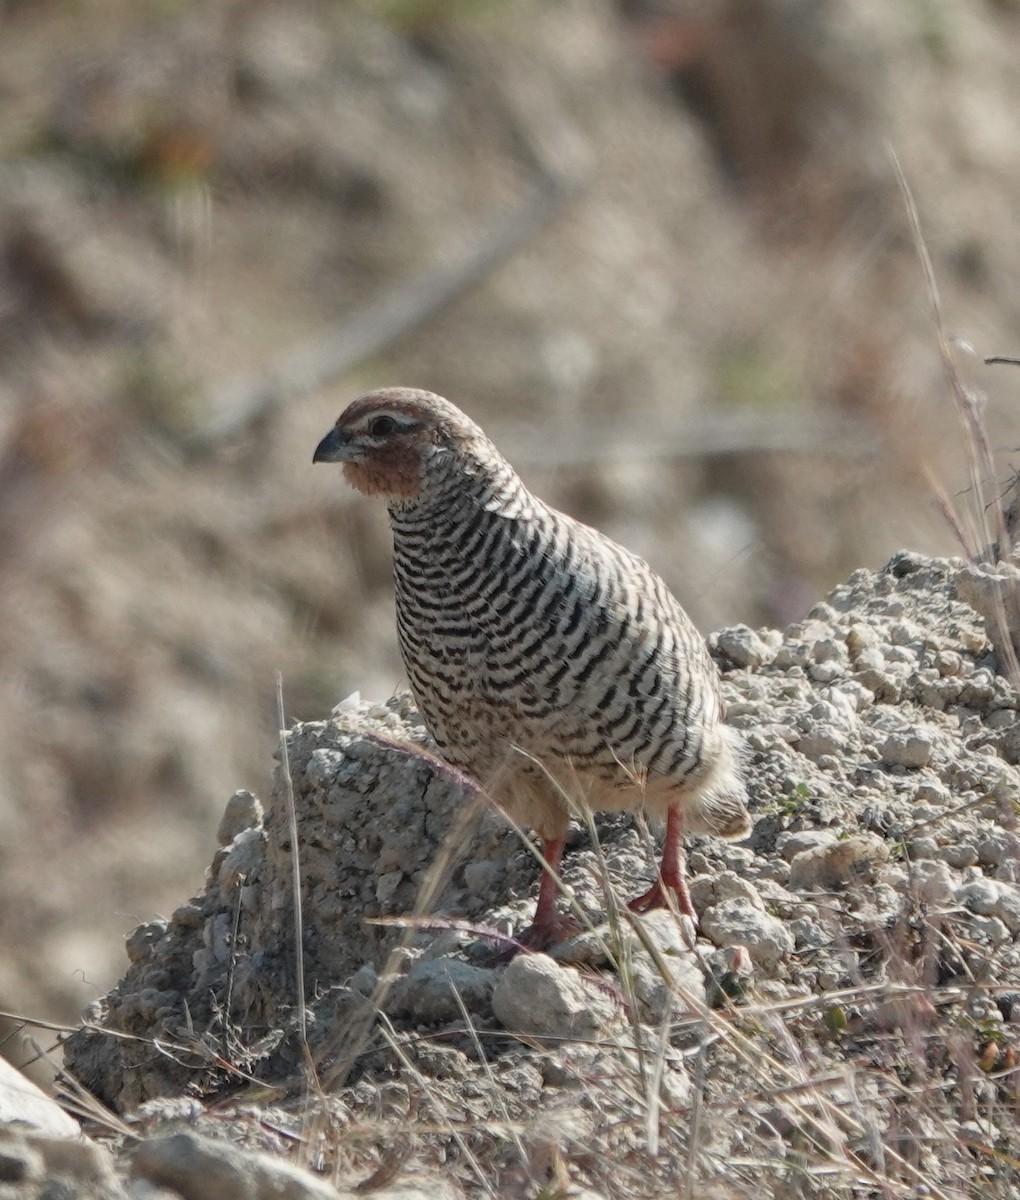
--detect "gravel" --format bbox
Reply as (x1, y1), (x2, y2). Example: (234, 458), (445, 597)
(58, 551), (1020, 1198)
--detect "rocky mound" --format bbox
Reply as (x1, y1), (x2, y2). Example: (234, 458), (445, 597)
(63, 552), (1020, 1198)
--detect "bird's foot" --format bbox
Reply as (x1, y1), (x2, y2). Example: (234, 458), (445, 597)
(518, 910), (582, 949)
(627, 878), (699, 927)
(495, 911), (582, 961)
(627, 879), (698, 949)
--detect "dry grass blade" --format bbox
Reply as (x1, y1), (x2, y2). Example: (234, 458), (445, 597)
(276, 672), (318, 1094)
(444, 970), (533, 1176)
(0, 1009), (80, 1036)
(363, 913), (517, 949)
(682, 1034), (709, 1200)
(4, 1029), (135, 1138)
(53, 1064), (135, 1138)
(890, 143), (1010, 563)
(644, 1003), (672, 1159)
(318, 772), (492, 1091)
(376, 1013), (498, 1199)
(891, 145), (1020, 697)
(623, 933), (962, 1199)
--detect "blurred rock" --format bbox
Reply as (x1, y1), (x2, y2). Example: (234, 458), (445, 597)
(131, 1132), (342, 1200)
(788, 834), (890, 891)
(491, 954), (618, 1040)
(699, 899), (793, 973)
(621, 909), (706, 1020)
(715, 625), (776, 669)
(0, 1128), (121, 1200)
(0, 1057), (78, 1138)
(216, 789), (264, 846)
(386, 956), (497, 1025)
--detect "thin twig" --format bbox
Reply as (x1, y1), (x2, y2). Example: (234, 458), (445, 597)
(189, 71), (587, 455)
(192, 177), (578, 450)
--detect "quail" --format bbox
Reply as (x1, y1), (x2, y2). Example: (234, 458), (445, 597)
(314, 387), (751, 948)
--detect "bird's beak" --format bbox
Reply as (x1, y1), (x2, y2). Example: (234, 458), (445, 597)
(313, 427), (359, 464)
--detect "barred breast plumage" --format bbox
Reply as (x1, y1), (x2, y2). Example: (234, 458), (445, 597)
(314, 387), (751, 948)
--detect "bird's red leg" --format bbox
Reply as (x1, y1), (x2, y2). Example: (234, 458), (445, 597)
(515, 834), (581, 951)
(628, 804), (698, 923)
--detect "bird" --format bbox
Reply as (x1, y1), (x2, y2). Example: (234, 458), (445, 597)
(314, 387), (751, 949)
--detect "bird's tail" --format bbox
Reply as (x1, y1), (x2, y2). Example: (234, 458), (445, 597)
(684, 725), (752, 840)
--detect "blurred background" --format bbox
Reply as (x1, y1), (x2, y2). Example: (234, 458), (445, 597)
(2, 0), (1020, 1046)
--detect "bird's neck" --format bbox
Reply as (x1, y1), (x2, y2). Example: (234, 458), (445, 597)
(386, 445), (537, 532)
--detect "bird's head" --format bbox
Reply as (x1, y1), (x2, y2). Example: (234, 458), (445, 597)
(313, 387), (486, 501)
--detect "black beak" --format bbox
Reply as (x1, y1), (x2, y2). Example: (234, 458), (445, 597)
(313, 427), (355, 464)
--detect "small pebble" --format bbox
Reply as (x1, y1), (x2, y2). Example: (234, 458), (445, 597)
(879, 731), (933, 769)
(700, 902), (794, 972)
(789, 835), (890, 890)
(716, 624), (775, 668)
(777, 830), (837, 862)
(938, 844), (979, 869)
(796, 727), (844, 761)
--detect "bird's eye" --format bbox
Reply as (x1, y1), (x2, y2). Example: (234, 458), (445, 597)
(367, 414), (399, 438)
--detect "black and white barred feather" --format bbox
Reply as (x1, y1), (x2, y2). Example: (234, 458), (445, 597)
(334, 391), (752, 843)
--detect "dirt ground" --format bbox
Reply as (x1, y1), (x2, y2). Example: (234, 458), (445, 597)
(56, 551), (1020, 1198)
